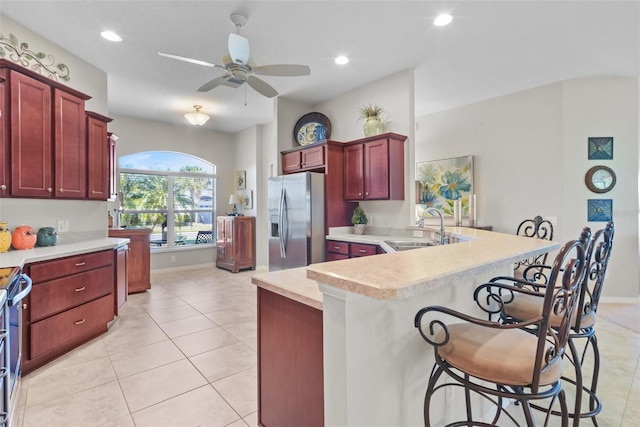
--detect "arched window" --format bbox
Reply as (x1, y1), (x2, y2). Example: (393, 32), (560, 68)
(118, 151), (216, 249)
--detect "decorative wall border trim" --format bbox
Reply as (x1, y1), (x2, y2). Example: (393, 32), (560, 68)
(0, 33), (70, 81)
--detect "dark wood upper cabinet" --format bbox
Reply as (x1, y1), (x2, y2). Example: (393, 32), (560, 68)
(281, 141), (357, 231)
(54, 88), (87, 198)
(343, 133), (407, 201)
(86, 111), (113, 200)
(0, 69), (8, 197)
(10, 70), (53, 198)
(0, 59), (119, 201)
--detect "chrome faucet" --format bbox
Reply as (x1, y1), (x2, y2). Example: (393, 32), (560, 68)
(417, 207), (449, 245)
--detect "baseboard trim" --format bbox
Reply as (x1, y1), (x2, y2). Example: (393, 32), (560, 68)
(600, 296), (640, 304)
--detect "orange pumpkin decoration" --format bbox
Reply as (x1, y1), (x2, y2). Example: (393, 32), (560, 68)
(11, 225), (37, 250)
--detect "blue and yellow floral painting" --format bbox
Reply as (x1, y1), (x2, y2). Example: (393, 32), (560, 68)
(416, 156), (473, 216)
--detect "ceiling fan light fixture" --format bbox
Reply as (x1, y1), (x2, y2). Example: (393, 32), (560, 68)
(184, 105), (210, 126)
(335, 55), (349, 65)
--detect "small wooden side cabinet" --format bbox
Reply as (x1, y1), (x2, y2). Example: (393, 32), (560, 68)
(108, 227), (151, 293)
(216, 216), (256, 273)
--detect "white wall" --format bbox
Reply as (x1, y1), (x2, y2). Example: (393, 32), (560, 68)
(312, 69), (416, 229)
(109, 114), (236, 270)
(416, 77), (639, 299)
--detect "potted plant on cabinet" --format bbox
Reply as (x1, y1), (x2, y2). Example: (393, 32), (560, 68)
(351, 205), (368, 235)
(357, 103), (385, 137)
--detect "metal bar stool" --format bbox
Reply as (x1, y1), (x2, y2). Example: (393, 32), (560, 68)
(483, 222), (614, 426)
(415, 228), (591, 427)
(514, 215), (554, 278)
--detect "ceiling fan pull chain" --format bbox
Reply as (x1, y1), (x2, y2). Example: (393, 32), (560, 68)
(244, 83), (247, 106)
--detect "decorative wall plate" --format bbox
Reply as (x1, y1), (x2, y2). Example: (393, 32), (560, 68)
(293, 112), (331, 146)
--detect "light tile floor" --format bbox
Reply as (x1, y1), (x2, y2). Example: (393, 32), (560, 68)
(13, 265), (640, 426)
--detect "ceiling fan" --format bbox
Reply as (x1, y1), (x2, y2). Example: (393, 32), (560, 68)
(159, 13), (310, 98)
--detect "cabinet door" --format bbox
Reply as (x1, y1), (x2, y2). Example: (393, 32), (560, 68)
(216, 217), (228, 261)
(234, 218), (255, 266)
(87, 116), (109, 200)
(115, 246), (128, 314)
(10, 70), (53, 197)
(363, 138), (389, 199)
(343, 144), (364, 200)
(54, 89), (86, 198)
(282, 151), (301, 174)
(0, 70), (8, 197)
(108, 133), (119, 200)
(300, 145), (325, 170)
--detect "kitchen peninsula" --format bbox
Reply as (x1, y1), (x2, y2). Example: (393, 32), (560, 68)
(252, 227), (560, 427)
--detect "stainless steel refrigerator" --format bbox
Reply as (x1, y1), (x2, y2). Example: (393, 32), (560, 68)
(268, 172), (325, 271)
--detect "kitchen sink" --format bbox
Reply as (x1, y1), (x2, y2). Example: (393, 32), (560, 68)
(384, 239), (440, 251)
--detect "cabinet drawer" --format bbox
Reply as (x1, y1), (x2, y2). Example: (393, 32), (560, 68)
(327, 241), (349, 255)
(29, 250), (113, 282)
(29, 265), (114, 322)
(30, 294), (114, 359)
(350, 243), (378, 257)
(326, 252), (349, 261)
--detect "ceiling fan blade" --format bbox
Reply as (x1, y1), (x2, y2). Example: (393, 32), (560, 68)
(228, 33), (250, 65)
(198, 75), (232, 92)
(158, 52), (217, 68)
(253, 64), (311, 77)
(247, 76), (278, 98)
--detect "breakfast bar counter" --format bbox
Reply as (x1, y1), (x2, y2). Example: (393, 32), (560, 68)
(252, 227), (560, 427)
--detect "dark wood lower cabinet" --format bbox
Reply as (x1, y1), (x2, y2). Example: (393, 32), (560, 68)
(22, 250), (115, 374)
(258, 288), (324, 427)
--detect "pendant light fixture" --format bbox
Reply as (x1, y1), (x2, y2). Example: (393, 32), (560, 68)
(184, 105), (210, 126)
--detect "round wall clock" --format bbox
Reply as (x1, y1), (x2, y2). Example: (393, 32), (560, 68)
(585, 165), (616, 193)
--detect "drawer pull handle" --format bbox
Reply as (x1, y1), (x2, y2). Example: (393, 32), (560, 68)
(359, 249), (367, 253)
(74, 262), (86, 267)
(75, 286), (86, 292)
(74, 319), (86, 325)
(334, 246), (341, 250)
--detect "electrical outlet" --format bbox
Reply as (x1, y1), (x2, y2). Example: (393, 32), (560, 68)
(413, 230), (424, 238)
(170, 255), (176, 262)
(57, 220), (69, 233)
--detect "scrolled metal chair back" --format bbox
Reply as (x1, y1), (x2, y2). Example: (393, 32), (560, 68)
(515, 215), (555, 273)
(534, 227), (591, 384)
(573, 221), (614, 331)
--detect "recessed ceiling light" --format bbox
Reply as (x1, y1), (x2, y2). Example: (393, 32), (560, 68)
(100, 30), (122, 42)
(335, 56), (349, 65)
(434, 14), (453, 27)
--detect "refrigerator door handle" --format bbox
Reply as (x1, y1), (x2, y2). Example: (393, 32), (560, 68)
(278, 188), (286, 258)
(281, 188), (289, 256)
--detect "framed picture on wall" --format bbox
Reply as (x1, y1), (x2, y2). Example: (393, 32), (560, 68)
(415, 155), (474, 217)
(236, 170), (246, 190)
(588, 137), (613, 160)
(587, 199), (613, 222)
(240, 190), (253, 210)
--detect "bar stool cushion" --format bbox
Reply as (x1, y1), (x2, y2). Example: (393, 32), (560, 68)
(436, 323), (563, 386)
(504, 293), (597, 329)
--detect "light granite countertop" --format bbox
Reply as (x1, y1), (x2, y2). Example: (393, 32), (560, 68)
(252, 226), (560, 307)
(0, 238), (130, 269)
(308, 227), (559, 300)
(251, 267), (323, 310)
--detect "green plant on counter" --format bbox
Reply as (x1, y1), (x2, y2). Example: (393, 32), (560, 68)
(351, 205), (368, 225)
